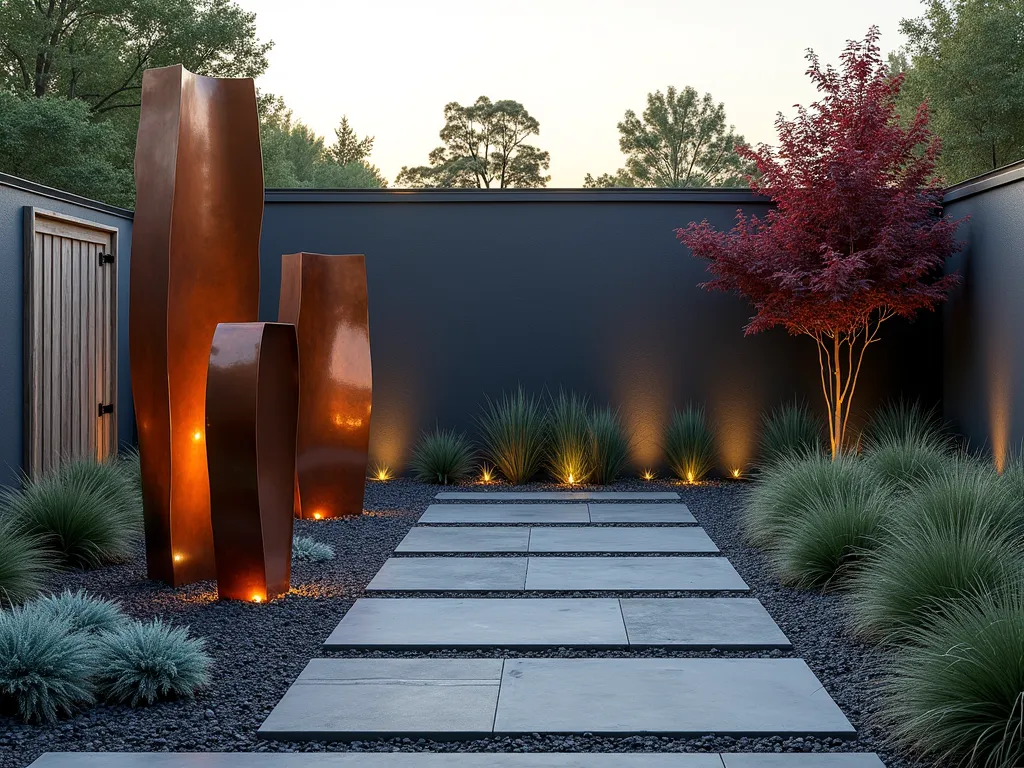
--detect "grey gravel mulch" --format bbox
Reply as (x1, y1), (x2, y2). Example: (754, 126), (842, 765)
(1, 478), (925, 768)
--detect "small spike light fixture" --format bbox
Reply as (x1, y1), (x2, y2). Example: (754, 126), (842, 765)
(371, 462), (393, 482)
(641, 469), (656, 481)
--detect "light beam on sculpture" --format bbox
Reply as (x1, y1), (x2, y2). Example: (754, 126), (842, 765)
(279, 253), (372, 518)
(206, 323), (299, 602)
(130, 64), (263, 586)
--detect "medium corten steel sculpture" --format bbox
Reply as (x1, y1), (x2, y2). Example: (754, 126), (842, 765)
(130, 64), (263, 586)
(278, 253), (372, 519)
(206, 322), (299, 602)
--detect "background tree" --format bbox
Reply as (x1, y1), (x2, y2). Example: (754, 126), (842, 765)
(0, 0), (270, 205)
(677, 30), (962, 458)
(0, 91), (132, 205)
(585, 86), (754, 187)
(893, 0), (1024, 183)
(396, 96), (550, 188)
(259, 96), (385, 189)
(0, 0), (269, 109)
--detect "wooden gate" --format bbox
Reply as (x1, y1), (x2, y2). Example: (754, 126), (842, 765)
(23, 208), (118, 479)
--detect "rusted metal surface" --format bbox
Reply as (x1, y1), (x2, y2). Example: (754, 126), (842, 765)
(130, 64), (263, 586)
(278, 253), (372, 519)
(206, 322), (298, 602)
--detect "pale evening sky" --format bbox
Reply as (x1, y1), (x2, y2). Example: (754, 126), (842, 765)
(236, 0), (927, 187)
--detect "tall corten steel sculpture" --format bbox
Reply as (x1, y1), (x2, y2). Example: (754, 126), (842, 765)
(278, 253), (372, 519)
(130, 65), (263, 586)
(206, 323), (299, 602)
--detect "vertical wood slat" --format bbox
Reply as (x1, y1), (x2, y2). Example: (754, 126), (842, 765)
(87, 241), (97, 461)
(61, 237), (72, 461)
(24, 209), (118, 479)
(96, 241), (106, 460)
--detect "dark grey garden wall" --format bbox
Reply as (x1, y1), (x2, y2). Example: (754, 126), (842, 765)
(0, 173), (134, 486)
(259, 189), (942, 474)
(943, 161), (1024, 467)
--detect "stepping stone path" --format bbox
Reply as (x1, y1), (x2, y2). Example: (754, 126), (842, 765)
(397, 525), (718, 553)
(256, 491), (884, 765)
(418, 503), (697, 523)
(33, 491), (884, 767)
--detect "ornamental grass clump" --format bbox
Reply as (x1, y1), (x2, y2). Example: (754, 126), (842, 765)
(849, 515), (1024, 643)
(0, 606), (96, 722)
(95, 618), (211, 707)
(862, 400), (953, 492)
(882, 588), (1024, 768)
(743, 452), (864, 550)
(476, 387), (547, 485)
(3, 459), (141, 568)
(547, 390), (593, 485)
(773, 462), (888, 590)
(865, 399), (948, 447)
(28, 589), (127, 635)
(757, 400), (824, 467)
(292, 535), (335, 563)
(588, 407), (630, 485)
(409, 427), (475, 485)
(0, 522), (51, 607)
(663, 405), (715, 483)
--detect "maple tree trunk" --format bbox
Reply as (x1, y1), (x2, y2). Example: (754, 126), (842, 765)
(812, 313), (890, 459)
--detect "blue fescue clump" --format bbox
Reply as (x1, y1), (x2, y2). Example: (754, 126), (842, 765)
(95, 618), (212, 706)
(292, 535), (335, 563)
(28, 589), (128, 635)
(0, 606), (96, 722)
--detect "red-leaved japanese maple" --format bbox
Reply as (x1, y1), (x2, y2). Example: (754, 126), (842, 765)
(677, 28), (962, 458)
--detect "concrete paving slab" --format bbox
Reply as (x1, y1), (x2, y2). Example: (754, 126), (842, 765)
(621, 599), (791, 649)
(528, 527), (717, 553)
(323, 598), (628, 649)
(366, 558), (528, 592)
(30, 754), (727, 767)
(436, 492), (680, 500)
(587, 504), (696, 523)
(721, 757), (885, 768)
(258, 659), (502, 741)
(494, 658), (855, 736)
(397, 527), (531, 553)
(524, 557), (748, 592)
(419, 504), (589, 524)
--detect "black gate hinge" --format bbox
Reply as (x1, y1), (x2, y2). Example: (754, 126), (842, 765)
(98, 252), (115, 266)
(98, 402), (114, 417)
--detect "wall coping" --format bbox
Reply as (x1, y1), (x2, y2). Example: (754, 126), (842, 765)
(263, 187), (767, 204)
(943, 159), (1024, 203)
(4, 159), (1024, 214)
(0, 172), (134, 219)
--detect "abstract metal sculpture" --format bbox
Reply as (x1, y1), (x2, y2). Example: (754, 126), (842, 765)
(278, 253), (372, 519)
(130, 64), (263, 585)
(206, 322), (299, 602)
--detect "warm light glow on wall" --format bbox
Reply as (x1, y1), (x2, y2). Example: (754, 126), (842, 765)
(709, 382), (761, 482)
(312, 511), (324, 520)
(607, 343), (671, 470)
(173, 553), (184, 563)
(252, 594), (263, 603)
(989, 351), (1012, 474)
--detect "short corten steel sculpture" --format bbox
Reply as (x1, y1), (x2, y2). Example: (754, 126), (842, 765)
(206, 322), (299, 602)
(278, 253), (372, 519)
(130, 64), (263, 586)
